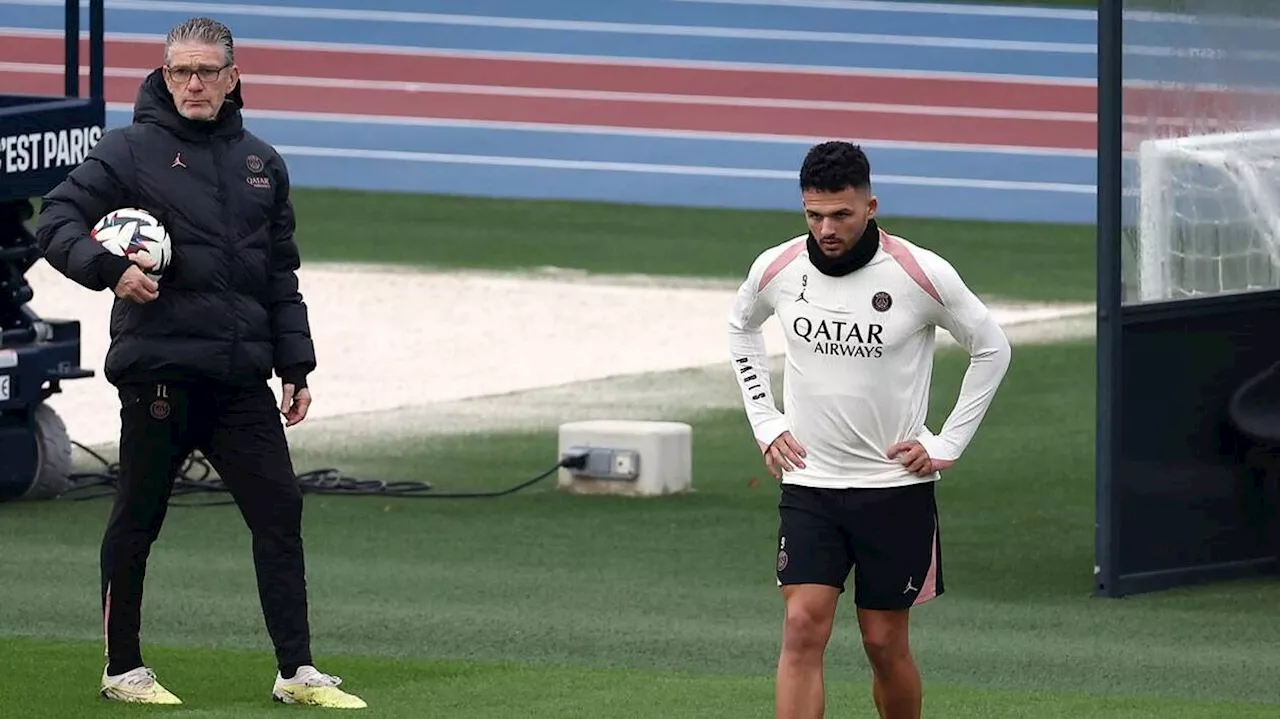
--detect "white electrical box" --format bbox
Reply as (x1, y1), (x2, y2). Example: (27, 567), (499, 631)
(557, 419), (692, 497)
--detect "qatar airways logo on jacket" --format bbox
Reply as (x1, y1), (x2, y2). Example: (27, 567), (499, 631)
(245, 154), (270, 189)
(792, 316), (884, 358)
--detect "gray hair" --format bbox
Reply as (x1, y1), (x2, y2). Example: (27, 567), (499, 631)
(164, 17), (235, 66)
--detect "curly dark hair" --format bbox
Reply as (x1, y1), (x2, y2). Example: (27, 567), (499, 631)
(799, 141), (871, 193)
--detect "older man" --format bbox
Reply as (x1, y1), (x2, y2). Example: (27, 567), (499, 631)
(36, 16), (365, 709)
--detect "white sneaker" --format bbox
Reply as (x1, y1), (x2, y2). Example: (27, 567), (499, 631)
(100, 666), (183, 704)
(272, 665), (367, 709)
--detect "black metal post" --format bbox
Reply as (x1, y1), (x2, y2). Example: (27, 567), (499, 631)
(90, 0), (105, 100)
(1094, 0), (1125, 597)
(63, 0), (79, 98)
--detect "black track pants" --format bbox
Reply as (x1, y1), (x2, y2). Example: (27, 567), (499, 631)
(100, 381), (312, 674)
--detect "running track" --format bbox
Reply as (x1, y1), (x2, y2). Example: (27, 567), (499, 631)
(2, 0), (1277, 224)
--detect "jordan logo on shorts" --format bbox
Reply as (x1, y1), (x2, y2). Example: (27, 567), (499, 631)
(903, 577), (918, 595)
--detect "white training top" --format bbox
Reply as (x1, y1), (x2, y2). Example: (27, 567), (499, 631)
(727, 227), (1012, 489)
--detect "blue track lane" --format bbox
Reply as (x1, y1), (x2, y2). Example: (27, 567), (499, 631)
(98, 105), (1096, 223)
(2, 0), (1123, 224)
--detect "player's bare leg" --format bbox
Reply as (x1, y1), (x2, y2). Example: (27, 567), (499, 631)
(777, 584), (840, 719)
(856, 608), (920, 719)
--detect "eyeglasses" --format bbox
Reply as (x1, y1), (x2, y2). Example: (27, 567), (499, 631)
(164, 64), (229, 84)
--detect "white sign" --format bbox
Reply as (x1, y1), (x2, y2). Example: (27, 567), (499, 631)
(0, 375), (9, 402)
(0, 125), (103, 174)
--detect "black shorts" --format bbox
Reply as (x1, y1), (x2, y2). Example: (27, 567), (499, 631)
(775, 481), (943, 611)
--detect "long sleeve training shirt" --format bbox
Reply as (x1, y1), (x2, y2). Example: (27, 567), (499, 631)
(727, 227), (1012, 489)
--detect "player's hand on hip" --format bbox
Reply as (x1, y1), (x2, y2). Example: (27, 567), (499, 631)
(888, 440), (952, 476)
(762, 431), (807, 480)
(113, 264), (158, 304)
(280, 384), (311, 426)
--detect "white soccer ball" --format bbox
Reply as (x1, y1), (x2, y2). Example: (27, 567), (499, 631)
(91, 207), (171, 281)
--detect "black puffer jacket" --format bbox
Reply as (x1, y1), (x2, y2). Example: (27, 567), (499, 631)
(36, 69), (315, 389)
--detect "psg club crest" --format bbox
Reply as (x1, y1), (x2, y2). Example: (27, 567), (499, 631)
(149, 398), (171, 420)
(872, 291), (892, 312)
(245, 154), (264, 173)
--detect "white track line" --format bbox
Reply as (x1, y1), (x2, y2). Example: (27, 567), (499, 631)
(3, 62), (1092, 122)
(672, 0), (1094, 20)
(37, 64), (1242, 138)
(0, 0), (1094, 53)
(270, 144), (1096, 193)
(0, 26), (1099, 87)
(676, 0), (1280, 31)
(16, 0), (1274, 55)
(100, 102), (1094, 158)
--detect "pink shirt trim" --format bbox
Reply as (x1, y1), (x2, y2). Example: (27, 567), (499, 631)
(880, 230), (943, 306)
(758, 238), (806, 291)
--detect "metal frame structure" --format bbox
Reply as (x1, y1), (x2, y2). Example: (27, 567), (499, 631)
(1, 0), (105, 202)
(0, 0), (105, 501)
(1094, 0), (1280, 597)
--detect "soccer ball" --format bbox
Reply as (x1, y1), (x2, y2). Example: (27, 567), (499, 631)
(91, 207), (171, 281)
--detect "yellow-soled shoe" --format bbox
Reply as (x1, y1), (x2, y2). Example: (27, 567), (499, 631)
(272, 665), (367, 709)
(100, 666), (183, 704)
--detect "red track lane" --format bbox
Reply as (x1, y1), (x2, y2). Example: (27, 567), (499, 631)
(1, 34), (1092, 114)
(0, 70), (1095, 150)
(5, 34), (1280, 152)
(11, 34), (1278, 122)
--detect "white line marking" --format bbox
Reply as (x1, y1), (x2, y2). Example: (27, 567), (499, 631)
(674, 0), (1280, 32)
(97, 101), (1095, 157)
(15, 0), (1269, 56)
(271, 144), (1096, 193)
(33, 63), (1242, 134)
(0, 26), (1099, 86)
(0, 0), (1095, 53)
(2, 62), (1092, 121)
(671, 0), (1095, 21)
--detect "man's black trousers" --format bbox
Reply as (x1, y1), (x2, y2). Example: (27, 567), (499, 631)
(100, 380), (313, 675)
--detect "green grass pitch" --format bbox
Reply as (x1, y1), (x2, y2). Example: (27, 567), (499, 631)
(4, 189), (1277, 717)
(286, 190), (1096, 304)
